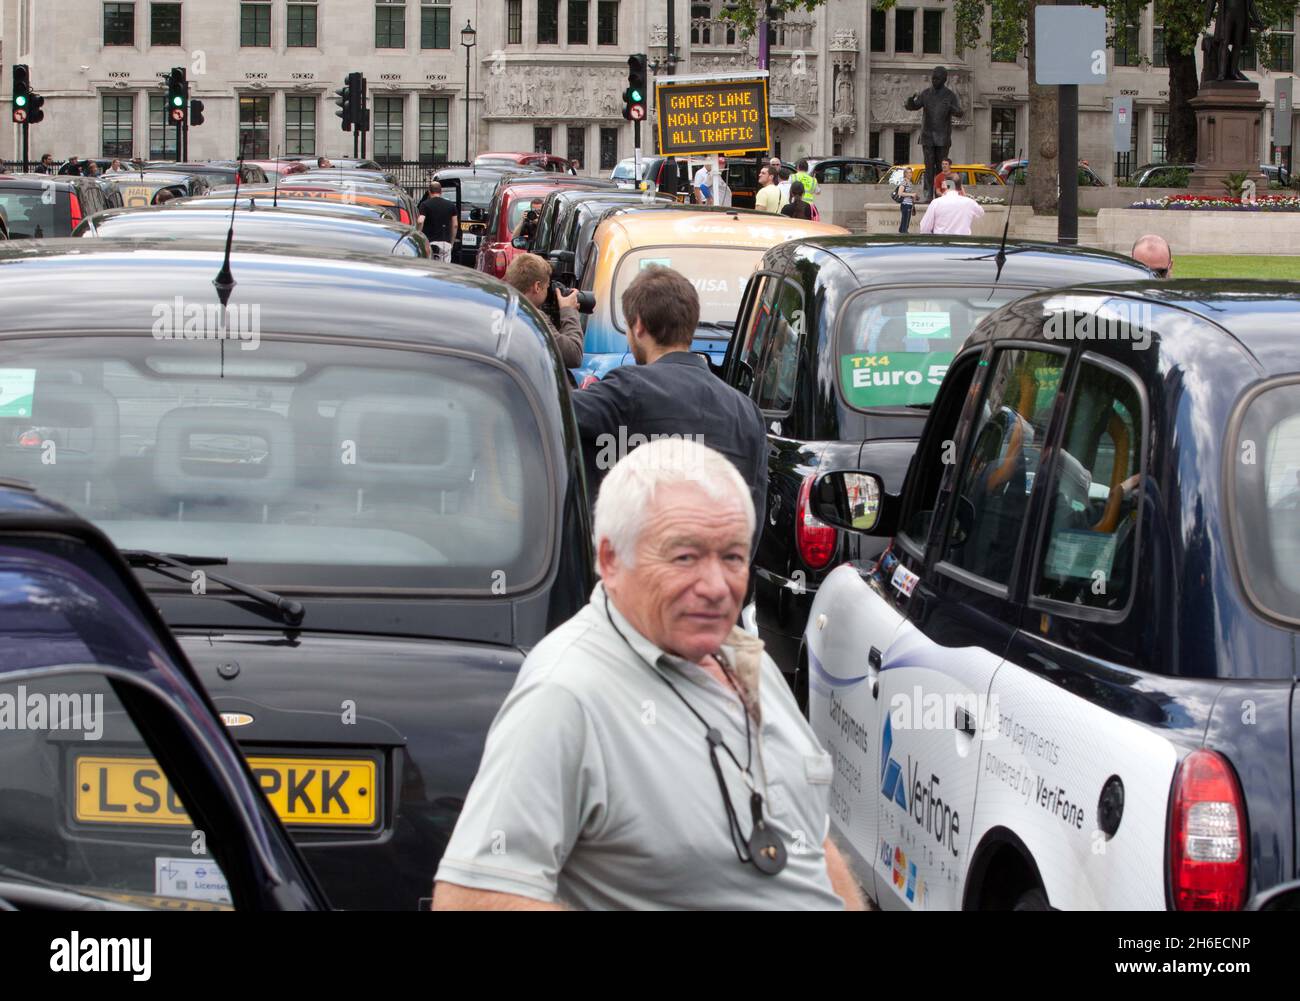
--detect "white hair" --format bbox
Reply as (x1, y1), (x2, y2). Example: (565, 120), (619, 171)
(593, 437), (755, 570)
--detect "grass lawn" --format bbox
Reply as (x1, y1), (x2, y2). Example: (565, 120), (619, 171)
(1176, 255), (1300, 280)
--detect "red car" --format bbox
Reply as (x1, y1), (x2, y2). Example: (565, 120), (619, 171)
(475, 175), (616, 278)
(474, 151), (576, 175)
(244, 158), (310, 178)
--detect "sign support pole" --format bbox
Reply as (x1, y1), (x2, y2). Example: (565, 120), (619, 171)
(1058, 83), (1078, 246)
(21, 122), (29, 174)
(634, 119), (642, 184)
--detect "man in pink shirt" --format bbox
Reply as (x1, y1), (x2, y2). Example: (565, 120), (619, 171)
(918, 179), (984, 235)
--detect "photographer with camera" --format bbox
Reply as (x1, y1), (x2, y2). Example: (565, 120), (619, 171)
(504, 253), (586, 369)
(513, 197), (545, 246)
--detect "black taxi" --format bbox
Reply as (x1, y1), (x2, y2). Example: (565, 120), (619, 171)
(0, 240), (594, 909)
(719, 236), (1151, 698)
(804, 282), (1300, 910)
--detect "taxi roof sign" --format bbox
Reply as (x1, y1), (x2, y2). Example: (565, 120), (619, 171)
(655, 74), (770, 158)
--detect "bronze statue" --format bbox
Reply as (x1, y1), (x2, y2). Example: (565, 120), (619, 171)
(1203, 0), (1266, 82)
(904, 67), (963, 201)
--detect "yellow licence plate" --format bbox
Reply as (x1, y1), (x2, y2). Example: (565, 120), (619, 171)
(75, 755), (378, 827)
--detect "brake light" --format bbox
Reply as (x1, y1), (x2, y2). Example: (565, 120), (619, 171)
(1169, 749), (1249, 911)
(18, 431), (42, 447)
(796, 474), (836, 570)
(492, 249), (507, 275)
(68, 192), (83, 231)
(399, 208), (411, 225)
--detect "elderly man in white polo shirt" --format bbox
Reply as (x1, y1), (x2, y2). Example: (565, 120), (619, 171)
(919, 177), (984, 235)
(434, 438), (864, 910)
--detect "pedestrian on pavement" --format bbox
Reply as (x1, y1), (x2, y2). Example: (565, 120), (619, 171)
(792, 158), (819, 219)
(58, 156), (82, 176)
(1131, 234), (1174, 278)
(433, 435), (864, 911)
(896, 174), (916, 234)
(693, 156), (726, 204)
(317, 156), (334, 169)
(754, 165), (783, 214)
(919, 178), (984, 235)
(569, 265), (768, 551)
(777, 166), (793, 205)
(513, 197), (544, 243)
(933, 157), (958, 199)
(107, 159), (125, 173)
(83, 160), (99, 177)
(35, 154), (55, 175)
(503, 252), (584, 369)
(416, 180), (459, 262)
(781, 180), (814, 220)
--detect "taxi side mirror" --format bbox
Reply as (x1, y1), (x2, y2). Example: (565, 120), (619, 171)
(511, 236), (528, 250)
(470, 207), (484, 221)
(809, 469), (894, 536)
(1247, 880), (1300, 910)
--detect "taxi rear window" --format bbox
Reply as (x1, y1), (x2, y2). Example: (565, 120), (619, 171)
(0, 187), (68, 238)
(0, 337), (553, 594)
(612, 245), (765, 332)
(1231, 381), (1300, 624)
(835, 285), (1026, 410)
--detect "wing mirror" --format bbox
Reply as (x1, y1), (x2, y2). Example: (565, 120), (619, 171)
(1247, 879), (1300, 910)
(808, 469), (894, 536)
(511, 236), (529, 250)
(470, 206), (484, 221)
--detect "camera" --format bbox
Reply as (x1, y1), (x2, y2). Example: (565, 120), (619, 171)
(542, 280), (596, 328)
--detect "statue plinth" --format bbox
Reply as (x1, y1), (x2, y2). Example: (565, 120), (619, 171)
(1187, 81), (1267, 194)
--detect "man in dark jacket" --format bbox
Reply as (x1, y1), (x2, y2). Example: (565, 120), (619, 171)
(572, 265), (768, 552)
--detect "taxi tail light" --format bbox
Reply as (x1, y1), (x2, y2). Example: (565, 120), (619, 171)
(399, 208), (411, 225)
(796, 474), (836, 570)
(1169, 749), (1249, 911)
(68, 192), (83, 231)
(491, 249), (508, 276)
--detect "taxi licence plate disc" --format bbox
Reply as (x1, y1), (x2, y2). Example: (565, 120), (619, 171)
(74, 755), (378, 827)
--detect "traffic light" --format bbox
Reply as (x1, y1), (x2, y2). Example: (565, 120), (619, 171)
(189, 98), (205, 127)
(623, 53), (648, 122)
(166, 67), (187, 122)
(25, 93), (45, 125)
(348, 72), (365, 132)
(12, 65), (30, 123)
(334, 75), (353, 132)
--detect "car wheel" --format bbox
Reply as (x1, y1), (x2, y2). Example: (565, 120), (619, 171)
(1012, 886), (1050, 911)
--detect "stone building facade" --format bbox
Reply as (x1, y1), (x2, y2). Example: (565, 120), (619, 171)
(2, 0), (1296, 179)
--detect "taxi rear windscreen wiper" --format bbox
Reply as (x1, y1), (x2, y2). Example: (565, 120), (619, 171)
(121, 550), (305, 626)
(696, 320), (735, 333)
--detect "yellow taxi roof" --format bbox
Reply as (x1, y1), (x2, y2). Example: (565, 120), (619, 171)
(595, 208), (848, 250)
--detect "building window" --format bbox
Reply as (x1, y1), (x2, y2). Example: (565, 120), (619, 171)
(420, 96), (450, 163)
(104, 2), (135, 45)
(1269, 17), (1295, 72)
(102, 95), (134, 158)
(567, 125), (586, 169)
(895, 8), (915, 54)
(507, 0), (522, 43)
(597, 0), (618, 44)
(376, 0), (406, 48)
(240, 3), (271, 46)
(600, 126), (618, 169)
(151, 3), (181, 45)
(1152, 110), (1169, 163)
(870, 7), (886, 52)
(691, 2), (711, 45)
(285, 95), (316, 154)
(372, 96), (405, 162)
(568, 0), (588, 43)
(1114, 17), (1140, 66)
(149, 94), (179, 158)
(538, 0), (559, 43)
(534, 125), (553, 154)
(288, 3), (318, 46)
(421, 0), (451, 48)
(239, 95), (271, 159)
(989, 107), (1016, 163)
(923, 9), (942, 55)
(869, 130), (881, 158)
(1152, 26), (1166, 67)
(893, 130), (911, 165)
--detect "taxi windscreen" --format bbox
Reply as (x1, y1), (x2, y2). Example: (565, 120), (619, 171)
(836, 286), (1026, 409)
(459, 177), (501, 208)
(613, 246), (765, 337)
(0, 338), (551, 593)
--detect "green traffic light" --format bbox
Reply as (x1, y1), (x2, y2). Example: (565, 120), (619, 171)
(14, 94), (27, 107)
(172, 95), (184, 107)
(630, 89), (642, 102)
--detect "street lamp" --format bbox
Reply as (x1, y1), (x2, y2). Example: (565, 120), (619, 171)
(460, 20), (477, 163)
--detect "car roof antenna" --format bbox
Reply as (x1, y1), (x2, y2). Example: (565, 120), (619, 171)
(988, 147), (1023, 301)
(272, 145), (281, 207)
(212, 139), (245, 377)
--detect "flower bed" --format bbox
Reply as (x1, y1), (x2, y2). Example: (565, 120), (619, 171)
(1130, 194), (1300, 210)
(973, 196), (1006, 205)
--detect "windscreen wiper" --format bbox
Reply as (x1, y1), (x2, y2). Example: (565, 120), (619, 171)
(696, 320), (735, 332)
(121, 550), (305, 626)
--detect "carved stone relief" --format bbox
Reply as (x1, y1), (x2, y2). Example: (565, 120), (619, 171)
(870, 69), (971, 129)
(484, 64), (624, 120)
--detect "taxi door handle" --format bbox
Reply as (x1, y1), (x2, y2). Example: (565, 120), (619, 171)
(868, 647), (882, 700)
(955, 706), (976, 736)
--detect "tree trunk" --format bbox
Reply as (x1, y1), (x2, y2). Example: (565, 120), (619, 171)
(1165, 45), (1199, 163)
(1026, 0), (1059, 213)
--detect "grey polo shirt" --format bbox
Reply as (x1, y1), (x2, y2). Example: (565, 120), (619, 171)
(435, 583), (842, 910)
